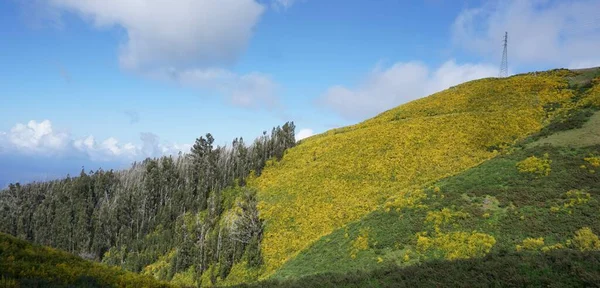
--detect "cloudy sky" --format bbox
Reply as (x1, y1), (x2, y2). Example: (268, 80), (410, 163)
(1, 0), (600, 187)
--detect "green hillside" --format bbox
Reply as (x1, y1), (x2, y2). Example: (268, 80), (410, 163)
(236, 68), (600, 286)
(0, 232), (172, 288)
(235, 250), (600, 288)
(249, 68), (600, 280)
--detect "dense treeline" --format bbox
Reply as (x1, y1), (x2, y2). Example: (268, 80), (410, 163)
(0, 122), (296, 284)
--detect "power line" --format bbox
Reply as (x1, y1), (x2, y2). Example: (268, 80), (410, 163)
(499, 32), (508, 78)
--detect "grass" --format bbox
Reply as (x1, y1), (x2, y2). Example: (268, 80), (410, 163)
(567, 67), (600, 90)
(529, 111), (600, 148)
(0, 233), (172, 288)
(232, 250), (600, 288)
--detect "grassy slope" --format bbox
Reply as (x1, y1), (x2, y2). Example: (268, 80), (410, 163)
(235, 250), (600, 288)
(0, 233), (172, 288)
(250, 70), (578, 277)
(529, 110), (600, 147)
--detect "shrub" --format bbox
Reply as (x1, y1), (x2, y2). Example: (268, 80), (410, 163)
(516, 154), (552, 177)
(416, 231), (496, 260)
(516, 237), (545, 251)
(349, 228), (369, 259)
(572, 227), (600, 251)
(585, 156), (600, 167)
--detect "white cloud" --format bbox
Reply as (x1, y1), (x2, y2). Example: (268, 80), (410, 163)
(4, 120), (70, 154)
(49, 0), (265, 71)
(74, 132), (189, 161)
(168, 68), (280, 109)
(42, 0), (285, 109)
(295, 128), (314, 141)
(319, 60), (497, 120)
(452, 0), (600, 69)
(1, 120), (189, 161)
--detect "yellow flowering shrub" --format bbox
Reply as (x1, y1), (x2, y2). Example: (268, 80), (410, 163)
(425, 208), (469, 233)
(571, 227), (600, 251)
(585, 156), (600, 167)
(142, 249), (176, 280)
(565, 189), (591, 207)
(252, 74), (575, 276)
(550, 189), (591, 213)
(580, 76), (600, 107)
(219, 261), (261, 286)
(171, 266), (197, 287)
(416, 231), (496, 260)
(516, 154), (552, 177)
(516, 237), (545, 251)
(540, 243), (564, 252)
(383, 189), (428, 212)
(350, 228), (369, 259)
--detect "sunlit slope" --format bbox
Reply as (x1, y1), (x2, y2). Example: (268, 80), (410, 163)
(252, 71), (576, 275)
(0, 233), (171, 288)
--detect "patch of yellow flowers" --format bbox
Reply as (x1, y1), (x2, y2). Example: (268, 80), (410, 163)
(516, 154), (552, 177)
(252, 73), (575, 276)
(416, 231), (496, 260)
(350, 228), (369, 259)
(550, 189), (591, 213)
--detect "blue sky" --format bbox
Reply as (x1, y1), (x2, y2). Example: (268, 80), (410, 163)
(1, 0), (599, 187)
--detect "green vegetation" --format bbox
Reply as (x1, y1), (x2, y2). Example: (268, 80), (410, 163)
(0, 232), (171, 287)
(529, 110), (600, 147)
(233, 250), (600, 288)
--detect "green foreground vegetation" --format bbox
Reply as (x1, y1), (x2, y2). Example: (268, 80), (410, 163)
(0, 232), (171, 287)
(234, 250), (600, 288)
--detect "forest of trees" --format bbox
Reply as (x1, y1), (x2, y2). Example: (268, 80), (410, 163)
(0, 122), (296, 284)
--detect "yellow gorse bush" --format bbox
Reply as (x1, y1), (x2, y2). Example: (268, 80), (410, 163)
(585, 156), (600, 167)
(516, 154), (552, 177)
(516, 237), (545, 251)
(572, 227), (600, 251)
(416, 231), (496, 260)
(550, 189), (591, 213)
(384, 189), (428, 212)
(580, 76), (600, 107)
(350, 228), (369, 259)
(565, 189), (591, 207)
(425, 208), (469, 233)
(251, 74), (575, 276)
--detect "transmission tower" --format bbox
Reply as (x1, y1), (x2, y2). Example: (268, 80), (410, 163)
(499, 32), (508, 78)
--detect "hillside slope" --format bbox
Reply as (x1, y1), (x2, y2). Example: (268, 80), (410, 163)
(250, 69), (589, 278)
(236, 250), (600, 288)
(271, 142), (600, 279)
(254, 69), (600, 282)
(0, 232), (172, 287)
